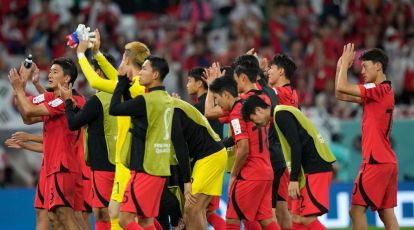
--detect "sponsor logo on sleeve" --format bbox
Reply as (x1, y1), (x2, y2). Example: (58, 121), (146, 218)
(363, 83), (376, 89)
(48, 98), (63, 108)
(231, 118), (242, 135)
(32, 94), (45, 104)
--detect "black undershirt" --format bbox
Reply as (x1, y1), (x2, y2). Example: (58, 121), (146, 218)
(275, 110), (333, 181)
(109, 77), (191, 182)
(65, 96), (114, 171)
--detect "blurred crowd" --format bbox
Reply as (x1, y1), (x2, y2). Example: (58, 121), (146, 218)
(1, 0), (414, 117)
(1, 0), (414, 187)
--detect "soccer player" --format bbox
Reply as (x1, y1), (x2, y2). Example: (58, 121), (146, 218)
(77, 30), (150, 229)
(209, 76), (280, 230)
(172, 97), (227, 230)
(8, 57), (86, 230)
(266, 54), (299, 229)
(335, 44), (399, 230)
(109, 56), (190, 230)
(241, 95), (336, 230)
(186, 66), (226, 229)
(60, 40), (118, 230)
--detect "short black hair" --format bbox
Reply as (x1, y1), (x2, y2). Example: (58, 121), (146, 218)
(52, 57), (78, 85)
(90, 54), (117, 79)
(241, 95), (270, 121)
(209, 76), (238, 98)
(188, 67), (207, 89)
(145, 55), (169, 81)
(220, 66), (234, 79)
(233, 55), (260, 83)
(270, 54), (297, 80)
(359, 48), (389, 73)
(232, 54), (259, 70)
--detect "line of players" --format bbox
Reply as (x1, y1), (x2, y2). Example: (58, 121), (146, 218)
(5, 30), (398, 230)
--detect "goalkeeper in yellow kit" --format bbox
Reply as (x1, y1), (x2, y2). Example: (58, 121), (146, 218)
(76, 29), (150, 230)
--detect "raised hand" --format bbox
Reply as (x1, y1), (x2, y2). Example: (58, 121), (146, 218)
(171, 92), (181, 99)
(32, 63), (40, 84)
(202, 62), (225, 86)
(58, 83), (73, 100)
(77, 40), (89, 54)
(8, 68), (25, 91)
(340, 43), (356, 69)
(118, 53), (131, 77)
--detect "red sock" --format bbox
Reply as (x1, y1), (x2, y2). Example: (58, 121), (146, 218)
(282, 228), (292, 230)
(95, 221), (111, 230)
(225, 223), (240, 230)
(292, 222), (306, 230)
(207, 213), (226, 230)
(264, 222), (281, 230)
(153, 219), (163, 230)
(306, 219), (326, 230)
(244, 221), (261, 230)
(124, 222), (144, 230)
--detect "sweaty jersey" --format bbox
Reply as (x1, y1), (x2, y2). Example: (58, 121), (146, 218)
(30, 92), (86, 176)
(274, 84), (298, 108)
(359, 81), (396, 164)
(230, 91), (273, 180)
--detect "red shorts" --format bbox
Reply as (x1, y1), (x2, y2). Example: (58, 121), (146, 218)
(82, 173), (92, 213)
(34, 166), (47, 209)
(207, 196), (220, 212)
(120, 172), (166, 218)
(272, 167), (289, 207)
(352, 163), (398, 211)
(92, 170), (115, 208)
(45, 172), (83, 211)
(226, 179), (273, 221)
(292, 171), (332, 217)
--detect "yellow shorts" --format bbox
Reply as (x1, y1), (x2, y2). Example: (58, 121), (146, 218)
(111, 162), (131, 202)
(192, 148), (227, 196)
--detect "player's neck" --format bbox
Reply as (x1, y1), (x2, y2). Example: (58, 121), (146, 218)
(242, 82), (258, 93)
(276, 78), (290, 87)
(374, 73), (387, 84)
(197, 88), (207, 98)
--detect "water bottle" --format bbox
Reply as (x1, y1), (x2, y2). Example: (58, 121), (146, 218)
(24, 54), (33, 69)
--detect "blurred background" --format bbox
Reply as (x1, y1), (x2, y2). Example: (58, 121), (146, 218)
(0, 0), (413, 229)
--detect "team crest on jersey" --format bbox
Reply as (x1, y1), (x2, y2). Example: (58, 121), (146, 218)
(231, 118), (242, 135)
(48, 98), (63, 107)
(32, 94), (45, 104)
(363, 83), (376, 89)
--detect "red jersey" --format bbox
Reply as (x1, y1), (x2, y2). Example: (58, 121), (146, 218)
(229, 92), (273, 180)
(359, 81), (396, 164)
(274, 84), (299, 108)
(30, 92), (86, 175)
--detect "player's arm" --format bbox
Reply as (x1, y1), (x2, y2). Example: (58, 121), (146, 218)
(171, 111), (191, 184)
(92, 29), (119, 81)
(31, 64), (46, 94)
(5, 138), (43, 153)
(275, 111), (302, 182)
(231, 138), (249, 178)
(109, 76), (145, 116)
(64, 95), (100, 131)
(204, 89), (225, 118)
(11, 132), (43, 143)
(335, 44), (362, 103)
